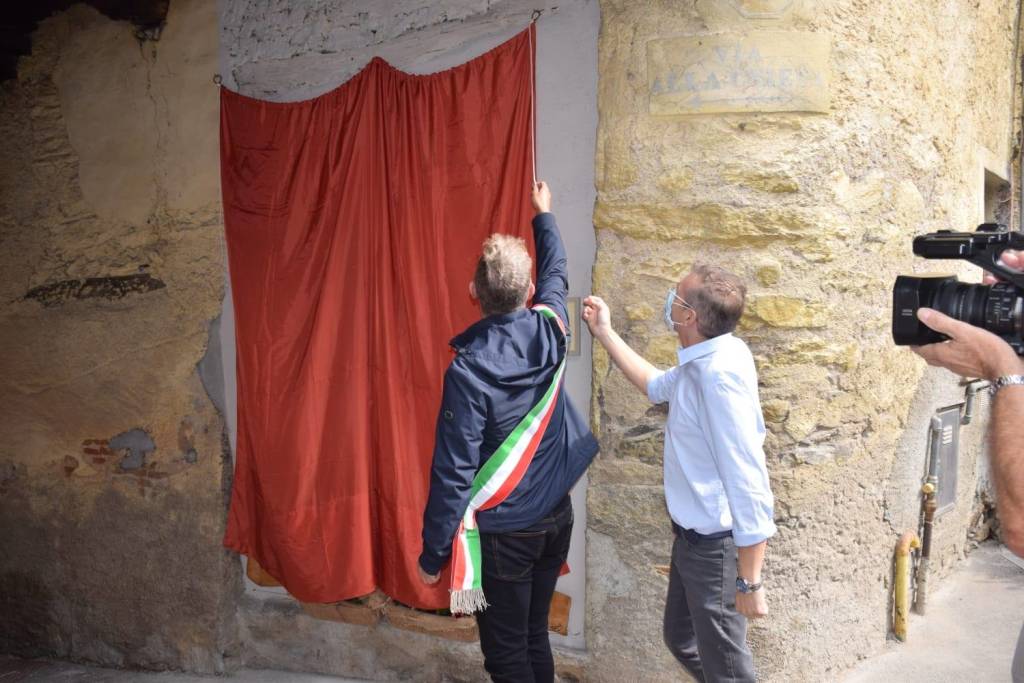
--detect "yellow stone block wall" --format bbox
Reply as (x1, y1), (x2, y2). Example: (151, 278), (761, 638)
(587, 0), (1020, 679)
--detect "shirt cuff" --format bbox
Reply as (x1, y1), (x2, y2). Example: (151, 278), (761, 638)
(646, 370), (666, 403)
(732, 520), (778, 548)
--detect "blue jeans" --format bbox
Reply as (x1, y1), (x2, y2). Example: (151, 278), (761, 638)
(476, 496), (573, 683)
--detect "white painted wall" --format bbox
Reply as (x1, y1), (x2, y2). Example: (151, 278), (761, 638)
(218, 0), (599, 649)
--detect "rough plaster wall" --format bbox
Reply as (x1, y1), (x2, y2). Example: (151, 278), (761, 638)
(220, 0), (567, 98)
(0, 0), (239, 672)
(588, 0), (1018, 681)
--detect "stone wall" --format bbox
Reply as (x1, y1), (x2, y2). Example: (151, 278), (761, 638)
(588, 0), (1019, 680)
(3, 0), (1020, 681)
(0, 0), (238, 672)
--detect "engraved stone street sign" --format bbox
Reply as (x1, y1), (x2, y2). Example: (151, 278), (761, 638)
(647, 31), (831, 115)
(727, 0), (794, 18)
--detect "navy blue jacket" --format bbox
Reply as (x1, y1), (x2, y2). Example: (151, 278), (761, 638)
(418, 212), (600, 575)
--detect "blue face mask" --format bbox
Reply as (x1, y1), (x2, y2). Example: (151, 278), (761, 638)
(663, 288), (694, 332)
(663, 289), (676, 331)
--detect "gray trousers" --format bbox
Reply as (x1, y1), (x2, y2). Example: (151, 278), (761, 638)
(663, 529), (756, 683)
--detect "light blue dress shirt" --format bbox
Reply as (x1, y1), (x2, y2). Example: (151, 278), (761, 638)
(647, 333), (777, 547)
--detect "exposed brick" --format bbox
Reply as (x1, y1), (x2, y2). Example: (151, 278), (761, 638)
(83, 448), (101, 455)
(246, 556), (282, 587)
(548, 591), (570, 636)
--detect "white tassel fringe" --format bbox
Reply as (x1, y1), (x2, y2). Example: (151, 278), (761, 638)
(450, 588), (489, 615)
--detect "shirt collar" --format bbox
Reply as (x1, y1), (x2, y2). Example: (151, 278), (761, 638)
(676, 333), (733, 366)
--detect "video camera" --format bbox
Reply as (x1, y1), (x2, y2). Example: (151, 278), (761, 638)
(892, 224), (1024, 354)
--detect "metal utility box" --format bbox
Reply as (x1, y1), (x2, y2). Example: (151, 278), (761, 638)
(933, 406), (962, 515)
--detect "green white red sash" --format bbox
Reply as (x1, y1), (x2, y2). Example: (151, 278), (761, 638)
(448, 304), (567, 615)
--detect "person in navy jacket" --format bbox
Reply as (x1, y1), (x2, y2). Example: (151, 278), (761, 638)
(419, 181), (598, 683)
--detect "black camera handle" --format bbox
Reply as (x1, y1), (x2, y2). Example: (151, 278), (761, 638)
(966, 224), (1024, 289)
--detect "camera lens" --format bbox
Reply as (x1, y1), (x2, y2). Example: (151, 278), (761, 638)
(892, 276), (1023, 349)
(929, 279), (989, 328)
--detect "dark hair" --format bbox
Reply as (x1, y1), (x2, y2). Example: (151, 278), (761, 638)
(689, 264), (747, 338)
(473, 234), (533, 315)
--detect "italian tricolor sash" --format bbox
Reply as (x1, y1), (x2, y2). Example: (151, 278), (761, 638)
(448, 304), (567, 615)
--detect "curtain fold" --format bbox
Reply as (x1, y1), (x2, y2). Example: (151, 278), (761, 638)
(220, 26), (536, 608)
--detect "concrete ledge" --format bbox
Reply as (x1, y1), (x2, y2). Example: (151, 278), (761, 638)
(293, 588), (568, 642)
(384, 604), (479, 642)
(300, 601), (380, 627)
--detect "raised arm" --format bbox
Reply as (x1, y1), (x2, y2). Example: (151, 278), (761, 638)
(530, 181), (569, 324)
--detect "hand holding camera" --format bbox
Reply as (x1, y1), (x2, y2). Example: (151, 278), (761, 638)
(909, 248), (1024, 379)
(893, 225), (1024, 377)
(911, 307), (1023, 380)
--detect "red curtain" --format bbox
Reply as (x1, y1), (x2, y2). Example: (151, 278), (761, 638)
(220, 27), (536, 608)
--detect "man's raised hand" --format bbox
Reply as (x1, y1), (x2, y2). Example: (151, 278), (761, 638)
(531, 181), (551, 215)
(582, 295), (612, 340)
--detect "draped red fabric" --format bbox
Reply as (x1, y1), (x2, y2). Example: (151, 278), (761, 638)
(219, 27), (536, 608)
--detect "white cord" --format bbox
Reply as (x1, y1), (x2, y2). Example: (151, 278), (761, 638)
(528, 21), (537, 186)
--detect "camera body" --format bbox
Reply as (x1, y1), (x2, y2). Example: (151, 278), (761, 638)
(892, 224), (1024, 354)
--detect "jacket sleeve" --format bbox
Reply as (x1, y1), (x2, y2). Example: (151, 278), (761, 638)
(419, 361), (487, 575)
(531, 212), (570, 327)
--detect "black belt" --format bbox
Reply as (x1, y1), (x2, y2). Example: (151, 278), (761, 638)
(672, 521), (732, 544)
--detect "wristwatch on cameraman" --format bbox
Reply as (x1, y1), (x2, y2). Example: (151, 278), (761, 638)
(990, 374), (1024, 396)
(736, 576), (763, 594)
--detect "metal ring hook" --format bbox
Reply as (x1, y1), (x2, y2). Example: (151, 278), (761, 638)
(212, 74), (223, 86)
(530, 8), (543, 23)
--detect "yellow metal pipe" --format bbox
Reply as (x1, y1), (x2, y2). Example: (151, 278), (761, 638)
(894, 531), (921, 642)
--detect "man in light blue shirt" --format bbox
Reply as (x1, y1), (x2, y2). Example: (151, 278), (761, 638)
(583, 264), (775, 682)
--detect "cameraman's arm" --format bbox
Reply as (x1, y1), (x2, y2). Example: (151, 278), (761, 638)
(992, 384), (1024, 558)
(912, 308), (1024, 556)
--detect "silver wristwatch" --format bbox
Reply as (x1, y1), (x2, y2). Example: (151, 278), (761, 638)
(736, 577), (763, 594)
(990, 374), (1024, 396)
